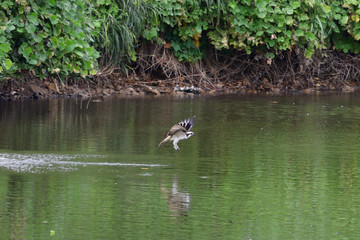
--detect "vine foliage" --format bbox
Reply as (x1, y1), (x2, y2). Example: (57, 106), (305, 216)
(0, 0), (99, 79)
(144, 0), (360, 61)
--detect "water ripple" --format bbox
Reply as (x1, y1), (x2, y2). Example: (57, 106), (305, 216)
(0, 153), (166, 173)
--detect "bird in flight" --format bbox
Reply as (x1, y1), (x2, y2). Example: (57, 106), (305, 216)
(158, 116), (196, 151)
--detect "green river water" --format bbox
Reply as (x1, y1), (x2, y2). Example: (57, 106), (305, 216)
(0, 93), (360, 239)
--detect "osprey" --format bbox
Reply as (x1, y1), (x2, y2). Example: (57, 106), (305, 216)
(158, 116), (195, 151)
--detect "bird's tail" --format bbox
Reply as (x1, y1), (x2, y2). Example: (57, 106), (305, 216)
(158, 136), (171, 148)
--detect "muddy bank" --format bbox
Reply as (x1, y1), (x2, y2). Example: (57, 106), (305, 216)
(3, 48), (360, 101)
(3, 49), (360, 100)
(0, 76), (201, 101)
(0, 75), (359, 101)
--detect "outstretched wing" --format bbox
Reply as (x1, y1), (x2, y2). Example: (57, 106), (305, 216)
(178, 116), (195, 131)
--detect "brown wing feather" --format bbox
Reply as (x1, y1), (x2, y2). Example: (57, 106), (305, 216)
(168, 124), (187, 136)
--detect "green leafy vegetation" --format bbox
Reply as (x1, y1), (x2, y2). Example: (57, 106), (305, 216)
(146, 0), (360, 61)
(93, 0), (158, 69)
(2, 0), (360, 81)
(0, 0), (99, 79)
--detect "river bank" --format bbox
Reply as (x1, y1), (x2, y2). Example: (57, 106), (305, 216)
(0, 74), (359, 101)
(3, 48), (360, 101)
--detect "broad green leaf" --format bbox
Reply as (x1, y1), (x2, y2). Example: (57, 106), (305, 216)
(0, 1), (11, 9)
(75, 51), (84, 57)
(143, 27), (158, 40)
(333, 14), (342, 20)
(268, 39), (276, 47)
(305, 32), (316, 41)
(130, 52), (137, 61)
(173, 4), (182, 10)
(38, 31), (49, 38)
(51, 37), (59, 48)
(351, 14), (360, 22)
(292, 2), (301, 9)
(354, 30), (360, 40)
(228, 0), (237, 9)
(258, 11), (266, 19)
(7, 24), (15, 31)
(29, 59), (38, 65)
(284, 7), (293, 15)
(171, 41), (181, 51)
(266, 52), (275, 58)
(23, 47), (32, 58)
(344, 0), (358, 4)
(33, 34), (42, 43)
(285, 16), (294, 25)
(256, 31), (264, 36)
(0, 37), (6, 43)
(25, 23), (36, 34)
(83, 61), (91, 70)
(27, 12), (39, 25)
(305, 48), (314, 58)
(322, 4), (331, 14)
(73, 66), (80, 73)
(64, 41), (76, 53)
(81, 69), (88, 77)
(53, 26), (61, 36)
(85, 47), (96, 56)
(49, 15), (59, 25)
(297, 14), (309, 21)
(340, 15), (349, 25)
(4, 59), (13, 70)
(39, 52), (47, 62)
(0, 43), (11, 53)
(295, 29), (304, 37)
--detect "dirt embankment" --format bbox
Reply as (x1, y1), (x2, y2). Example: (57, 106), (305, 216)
(0, 76), (203, 101)
(0, 74), (358, 102)
(2, 49), (360, 101)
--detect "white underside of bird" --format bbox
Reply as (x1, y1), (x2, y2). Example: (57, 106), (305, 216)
(158, 116), (196, 151)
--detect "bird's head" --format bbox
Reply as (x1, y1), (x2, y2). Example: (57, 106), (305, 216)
(186, 131), (194, 138)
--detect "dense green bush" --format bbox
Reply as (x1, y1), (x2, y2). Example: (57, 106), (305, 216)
(2, 0), (360, 80)
(0, 0), (99, 78)
(146, 0), (360, 61)
(145, 0), (218, 62)
(0, 0), (158, 78)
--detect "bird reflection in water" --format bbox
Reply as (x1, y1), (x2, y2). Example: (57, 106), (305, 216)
(160, 177), (191, 217)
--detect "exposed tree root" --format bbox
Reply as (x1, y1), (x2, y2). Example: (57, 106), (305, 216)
(135, 43), (360, 92)
(3, 45), (360, 101)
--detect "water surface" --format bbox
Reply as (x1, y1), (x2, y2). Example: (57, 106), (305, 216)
(1, 94), (360, 239)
